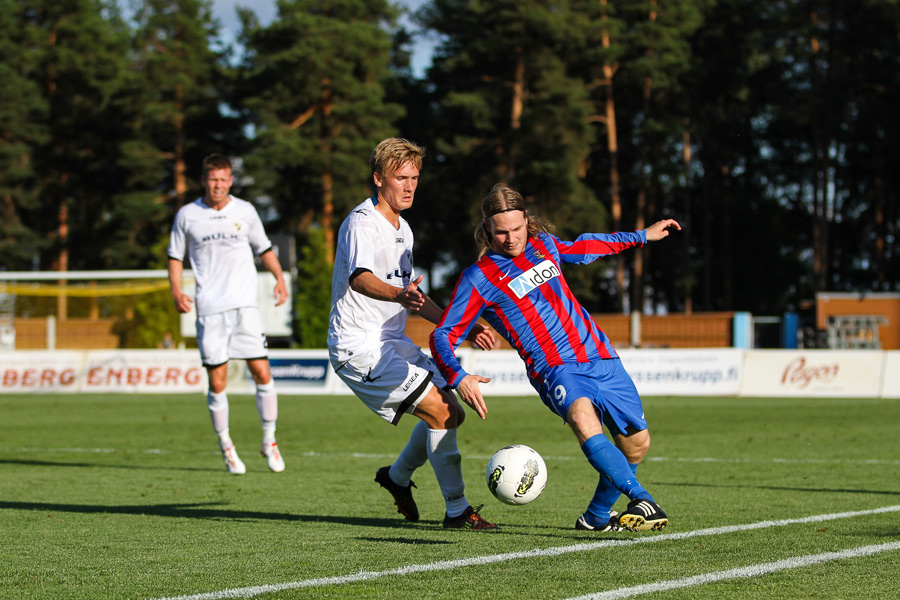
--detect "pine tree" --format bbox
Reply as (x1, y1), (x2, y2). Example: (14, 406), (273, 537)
(3, 0), (134, 274)
(0, 1), (50, 269)
(415, 0), (602, 303)
(235, 0), (403, 264)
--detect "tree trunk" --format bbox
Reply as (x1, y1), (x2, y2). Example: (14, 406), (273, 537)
(502, 52), (526, 184)
(632, 0), (657, 315)
(322, 80), (335, 265)
(810, 11), (829, 293)
(600, 0), (625, 312)
(682, 123), (693, 314)
(173, 82), (187, 208)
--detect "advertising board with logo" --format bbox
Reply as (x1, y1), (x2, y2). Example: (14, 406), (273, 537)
(0, 350), (84, 392)
(740, 350), (884, 397)
(82, 350), (205, 393)
(618, 348), (744, 396)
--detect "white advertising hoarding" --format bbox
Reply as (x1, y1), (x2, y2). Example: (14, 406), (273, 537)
(0, 350), (84, 392)
(618, 348), (745, 396)
(878, 351), (900, 398)
(4, 348), (897, 398)
(740, 350), (885, 397)
(466, 349), (535, 396)
(81, 350), (205, 393)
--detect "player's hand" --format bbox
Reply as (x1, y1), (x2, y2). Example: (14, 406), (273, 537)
(172, 293), (193, 314)
(645, 218), (682, 241)
(273, 278), (288, 306)
(466, 323), (496, 351)
(456, 374), (491, 419)
(396, 275), (426, 311)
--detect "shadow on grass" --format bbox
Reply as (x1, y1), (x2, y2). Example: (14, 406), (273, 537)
(0, 499), (591, 539)
(357, 537), (453, 545)
(0, 457), (231, 473)
(657, 480), (900, 496)
(0, 499), (416, 528)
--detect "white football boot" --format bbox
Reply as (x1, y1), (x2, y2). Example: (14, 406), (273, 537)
(221, 445), (246, 475)
(260, 442), (285, 473)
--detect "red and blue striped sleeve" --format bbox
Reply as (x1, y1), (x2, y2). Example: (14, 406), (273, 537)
(429, 270), (486, 388)
(552, 230), (647, 264)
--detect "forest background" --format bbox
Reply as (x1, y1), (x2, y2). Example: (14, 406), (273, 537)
(2, 0), (898, 348)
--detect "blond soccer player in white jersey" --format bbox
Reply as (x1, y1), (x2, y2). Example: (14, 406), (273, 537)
(328, 138), (498, 530)
(167, 154), (288, 475)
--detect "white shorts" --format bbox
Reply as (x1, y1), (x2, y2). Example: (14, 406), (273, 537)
(196, 307), (268, 367)
(330, 339), (448, 425)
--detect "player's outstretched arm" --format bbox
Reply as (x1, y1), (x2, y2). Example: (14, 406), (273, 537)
(645, 218), (682, 242)
(456, 373), (492, 419)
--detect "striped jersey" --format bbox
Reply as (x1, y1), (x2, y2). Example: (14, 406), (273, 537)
(429, 229), (646, 388)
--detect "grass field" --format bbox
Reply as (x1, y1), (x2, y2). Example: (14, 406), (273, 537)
(1, 391), (898, 599)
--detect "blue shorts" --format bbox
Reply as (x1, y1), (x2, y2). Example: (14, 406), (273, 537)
(537, 359), (647, 436)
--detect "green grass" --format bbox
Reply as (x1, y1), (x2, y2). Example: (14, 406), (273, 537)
(1, 392), (898, 599)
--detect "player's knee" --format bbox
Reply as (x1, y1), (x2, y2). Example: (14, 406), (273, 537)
(207, 390), (228, 412)
(619, 429), (651, 463)
(445, 389), (466, 428)
(566, 401), (599, 435)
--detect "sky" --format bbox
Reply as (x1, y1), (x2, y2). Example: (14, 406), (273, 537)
(210, 0), (436, 77)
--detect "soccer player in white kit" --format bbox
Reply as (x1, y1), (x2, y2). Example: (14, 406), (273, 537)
(168, 154), (288, 475)
(328, 138), (498, 530)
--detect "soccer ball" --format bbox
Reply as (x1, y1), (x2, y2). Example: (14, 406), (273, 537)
(485, 444), (548, 505)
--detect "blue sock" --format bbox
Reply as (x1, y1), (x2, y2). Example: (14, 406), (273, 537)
(581, 434), (653, 516)
(585, 462), (640, 527)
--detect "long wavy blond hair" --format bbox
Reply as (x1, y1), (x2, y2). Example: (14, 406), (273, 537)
(475, 185), (550, 258)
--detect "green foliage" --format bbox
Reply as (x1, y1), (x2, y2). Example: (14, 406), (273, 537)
(1, 392), (898, 598)
(118, 288), (181, 348)
(1, 0), (900, 327)
(235, 0), (403, 238)
(294, 227), (332, 348)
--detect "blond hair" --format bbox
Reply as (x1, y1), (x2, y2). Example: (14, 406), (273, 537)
(370, 138), (425, 176)
(475, 185), (550, 257)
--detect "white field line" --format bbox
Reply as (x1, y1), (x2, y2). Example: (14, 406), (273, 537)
(149, 505), (900, 600)
(3, 446), (900, 465)
(564, 541), (900, 600)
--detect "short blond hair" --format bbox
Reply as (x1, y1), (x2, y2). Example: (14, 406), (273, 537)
(370, 138), (425, 176)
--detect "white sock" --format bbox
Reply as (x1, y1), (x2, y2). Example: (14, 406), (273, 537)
(207, 391), (230, 437)
(217, 429), (233, 451)
(261, 421), (276, 446)
(427, 428), (468, 517)
(256, 381), (278, 444)
(256, 380), (278, 422)
(390, 420), (429, 485)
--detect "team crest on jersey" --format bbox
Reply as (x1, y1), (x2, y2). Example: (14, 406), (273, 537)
(508, 259), (560, 298)
(234, 222), (242, 231)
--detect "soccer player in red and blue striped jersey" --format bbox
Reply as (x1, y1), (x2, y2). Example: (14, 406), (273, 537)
(430, 185), (681, 532)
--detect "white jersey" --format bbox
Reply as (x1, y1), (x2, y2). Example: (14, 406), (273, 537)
(168, 196), (273, 317)
(328, 198), (416, 363)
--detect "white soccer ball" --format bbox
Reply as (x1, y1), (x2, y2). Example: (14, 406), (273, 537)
(485, 444), (548, 505)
